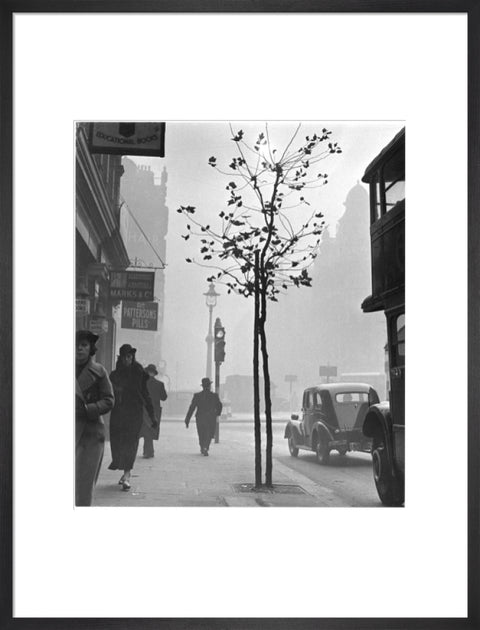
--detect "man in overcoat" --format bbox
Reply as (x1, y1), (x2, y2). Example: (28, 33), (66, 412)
(75, 330), (114, 506)
(185, 377), (222, 456)
(140, 364), (168, 458)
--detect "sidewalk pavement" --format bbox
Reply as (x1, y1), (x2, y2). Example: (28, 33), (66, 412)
(93, 420), (337, 507)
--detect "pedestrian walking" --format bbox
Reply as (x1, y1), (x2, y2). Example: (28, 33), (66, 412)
(184, 377), (222, 456)
(108, 344), (157, 490)
(139, 364), (168, 458)
(75, 330), (114, 506)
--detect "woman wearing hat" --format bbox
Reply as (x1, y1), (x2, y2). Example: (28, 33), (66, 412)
(75, 330), (114, 506)
(139, 364), (168, 458)
(108, 344), (157, 490)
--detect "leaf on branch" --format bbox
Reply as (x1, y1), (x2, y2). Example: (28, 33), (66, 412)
(232, 130), (244, 142)
(181, 235), (190, 240)
(186, 258), (193, 263)
(208, 156), (217, 167)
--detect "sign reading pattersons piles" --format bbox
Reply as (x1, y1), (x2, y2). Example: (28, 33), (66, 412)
(109, 270), (155, 301)
(121, 301), (158, 331)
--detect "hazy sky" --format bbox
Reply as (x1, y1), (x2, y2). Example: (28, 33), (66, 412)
(128, 121), (403, 391)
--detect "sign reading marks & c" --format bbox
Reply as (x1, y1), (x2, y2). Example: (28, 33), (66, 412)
(109, 271), (155, 301)
(121, 301), (158, 331)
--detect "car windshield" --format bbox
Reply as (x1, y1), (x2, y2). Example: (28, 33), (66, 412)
(333, 392), (369, 430)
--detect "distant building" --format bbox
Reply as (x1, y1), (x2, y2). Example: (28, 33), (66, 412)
(115, 159), (169, 366)
(267, 181), (386, 396)
(223, 374), (278, 413)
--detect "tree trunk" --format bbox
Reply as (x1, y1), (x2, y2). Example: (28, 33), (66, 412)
(253, 252), (261, 488)
(259, 275), (273, 488)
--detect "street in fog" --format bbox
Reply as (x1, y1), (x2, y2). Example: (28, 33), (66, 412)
(94, 418), (380, 507)
(77, 122), (404, 508)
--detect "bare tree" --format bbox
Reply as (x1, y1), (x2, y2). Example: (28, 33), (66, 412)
(177, 124), (341, 488)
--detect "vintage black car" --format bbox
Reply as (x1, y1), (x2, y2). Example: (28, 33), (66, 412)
(284, 383), (380, 464)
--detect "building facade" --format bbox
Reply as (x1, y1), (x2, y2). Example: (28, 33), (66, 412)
(75, 123), (130, 372)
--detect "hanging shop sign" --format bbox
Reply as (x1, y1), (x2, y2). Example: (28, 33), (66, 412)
(76, 298), (90, 315)
(109, 270), (155, 301)
(121, 301), (158, 331)
(88, 122), (166, 157)
(89, 316), (109, 335)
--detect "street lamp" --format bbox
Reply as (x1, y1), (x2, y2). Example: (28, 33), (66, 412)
(204, 282), (220, 380)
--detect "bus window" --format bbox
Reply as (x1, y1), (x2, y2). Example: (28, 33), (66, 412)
(370, 147), (405, 220)
(397, 314), (405, 359)
(384, 149), (405, 210)
(385, 178), (405, 209)
(390, 313), (405, 367)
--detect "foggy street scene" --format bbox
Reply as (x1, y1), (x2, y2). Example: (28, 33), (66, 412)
(75, 121), (405, 508)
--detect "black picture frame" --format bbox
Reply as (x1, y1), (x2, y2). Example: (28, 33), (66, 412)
(1, 2), (478, 629)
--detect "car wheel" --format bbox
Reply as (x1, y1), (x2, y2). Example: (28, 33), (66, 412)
(372, 437), (404, 506)
(316, 435), (330, 465)
(288, 435), (299, 457)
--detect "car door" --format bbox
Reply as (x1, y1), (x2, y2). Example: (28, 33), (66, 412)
(304, 390), (324, 446)
(302, 390), (314, 445)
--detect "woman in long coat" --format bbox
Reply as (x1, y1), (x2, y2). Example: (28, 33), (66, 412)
(75, 329), (114, 506)
(108, 344), (156, 490)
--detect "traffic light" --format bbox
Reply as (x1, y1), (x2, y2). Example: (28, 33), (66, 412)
(214, 320), (226, 364)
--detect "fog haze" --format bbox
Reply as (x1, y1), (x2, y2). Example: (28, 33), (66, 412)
(121, 121), (402, 396)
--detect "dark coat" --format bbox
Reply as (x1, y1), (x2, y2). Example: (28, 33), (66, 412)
(108, 361), (155, 471)
(185, 390), (222, 427)
(140, 377), (167, 441)
(75, 357), (114, 506)
(75, 358), (114, 447)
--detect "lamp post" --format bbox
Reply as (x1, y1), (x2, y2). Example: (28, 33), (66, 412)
(204, 282), (220, 380)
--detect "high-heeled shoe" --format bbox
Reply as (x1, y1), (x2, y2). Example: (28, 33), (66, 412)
(122, 480), (131, 491)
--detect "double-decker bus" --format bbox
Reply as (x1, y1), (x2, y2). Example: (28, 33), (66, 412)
(361, 128), (405, 506)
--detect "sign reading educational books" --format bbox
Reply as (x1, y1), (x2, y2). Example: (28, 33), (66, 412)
(109, 271), (155, 301)
(121, 301), (158, 331)
(88, 122), (166, 157)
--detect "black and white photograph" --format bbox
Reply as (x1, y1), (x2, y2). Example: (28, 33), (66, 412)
(76, 121), (405, 508)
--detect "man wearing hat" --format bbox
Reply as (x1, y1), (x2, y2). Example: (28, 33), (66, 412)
(184, 377), (223, 456)
(139, 364), (168, 458)
(75, 330), (114, 506)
